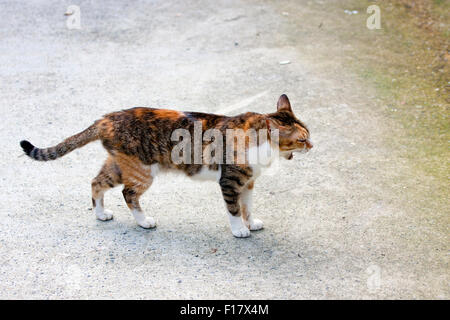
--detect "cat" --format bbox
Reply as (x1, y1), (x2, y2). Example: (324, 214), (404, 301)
(20, 94), (312, 237)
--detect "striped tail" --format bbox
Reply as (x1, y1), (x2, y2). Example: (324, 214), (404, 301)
(20, 123), (99, 161)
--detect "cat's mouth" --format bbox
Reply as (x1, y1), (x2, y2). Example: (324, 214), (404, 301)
(282, 152), (294, 160)
(286, 146), (311, 159)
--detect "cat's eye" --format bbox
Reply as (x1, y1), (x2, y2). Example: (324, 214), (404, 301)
(298, 139), (306, 143)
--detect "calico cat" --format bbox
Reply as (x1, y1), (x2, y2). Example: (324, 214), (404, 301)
(20, 94), (312, 237)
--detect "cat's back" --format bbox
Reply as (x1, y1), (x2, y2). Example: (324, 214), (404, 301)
(103, 107), (226, 127)
(99, 107), (227, 148)
(99, 107), (263, 141)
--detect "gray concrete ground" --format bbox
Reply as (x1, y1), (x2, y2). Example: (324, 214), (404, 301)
(0, 0), (448, 299)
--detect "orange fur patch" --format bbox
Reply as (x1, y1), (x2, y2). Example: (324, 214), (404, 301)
(152, 109), (184, 120)
(114, 153), (153, 190)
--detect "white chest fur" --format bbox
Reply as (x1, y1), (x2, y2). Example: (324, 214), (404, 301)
(248, 140), (278, 178)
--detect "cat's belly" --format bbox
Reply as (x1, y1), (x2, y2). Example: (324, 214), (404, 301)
(189, 166), (222, 182)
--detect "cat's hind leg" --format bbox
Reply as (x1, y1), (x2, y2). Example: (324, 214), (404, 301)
(91, 157), (122, 221)
(122, 182), (155, 229)
(116, 154), (156, 229)
(241, 181), (263, 231)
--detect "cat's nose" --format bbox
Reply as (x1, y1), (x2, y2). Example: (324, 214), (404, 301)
(306, 139), (313, 149)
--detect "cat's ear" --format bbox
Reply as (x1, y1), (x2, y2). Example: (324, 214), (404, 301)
(277, 94), (292, 112)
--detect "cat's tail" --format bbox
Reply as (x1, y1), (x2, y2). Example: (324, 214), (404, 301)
(20, 123), (100, 161)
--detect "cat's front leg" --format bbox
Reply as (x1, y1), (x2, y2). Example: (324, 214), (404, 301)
(228, 211), (251, 238)
(220, 177), (251, 238)
(241, 181), (264, 231)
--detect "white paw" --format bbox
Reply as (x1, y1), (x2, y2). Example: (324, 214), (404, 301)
(138, 217), (156, 229)
(96, 209), (113, 221)
(232, 226), (251, 238)
(249, 218), (264, 231)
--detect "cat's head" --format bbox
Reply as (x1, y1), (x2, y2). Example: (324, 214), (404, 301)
(267, 94), (313, 160)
